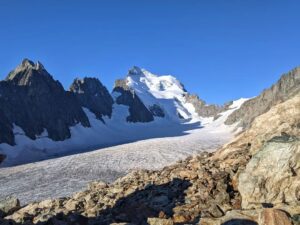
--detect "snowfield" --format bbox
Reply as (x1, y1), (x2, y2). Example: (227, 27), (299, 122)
(0, 98), (248, 205)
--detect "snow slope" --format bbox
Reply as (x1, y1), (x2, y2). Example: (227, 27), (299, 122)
(0, 99), (248, 204)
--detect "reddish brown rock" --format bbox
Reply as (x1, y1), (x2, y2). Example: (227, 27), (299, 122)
(259, 209), (292, 225)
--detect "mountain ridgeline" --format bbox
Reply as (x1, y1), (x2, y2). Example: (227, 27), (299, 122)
(0, 59), (226, 146)
(0, 59), (299, 148)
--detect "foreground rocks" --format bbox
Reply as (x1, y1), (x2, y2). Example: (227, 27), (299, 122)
(2, 133), (299, 225)
(0, 197), (20, 218)
(239, 136), (300, 209)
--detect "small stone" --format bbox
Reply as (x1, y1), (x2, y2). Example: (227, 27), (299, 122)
(147, 217), (174, 225)
(173, 214), (192, 223)
(259, 209), (292, 225)
(88, 181), (108, 191)
(158, 211), (167, 219)
(64, 199), (78, 211)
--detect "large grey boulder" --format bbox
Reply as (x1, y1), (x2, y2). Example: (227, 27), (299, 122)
(238, 135), (300, 209)
(113, 79), (154, 123)
(70, 77), (114, 121)
(0, 59), (90, 145)
(225, 67), (300, 128)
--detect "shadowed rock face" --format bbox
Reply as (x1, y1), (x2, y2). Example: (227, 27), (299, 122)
(70, 77), (114, 120)
(0, 154), (6, 165)
(0, 59), (90, 145)
(149, 104), (165, 118)
(225, 66), (300, 128)
(113, 79), (154, 123)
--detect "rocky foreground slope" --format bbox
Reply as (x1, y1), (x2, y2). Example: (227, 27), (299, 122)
(1, 92), (299, 224)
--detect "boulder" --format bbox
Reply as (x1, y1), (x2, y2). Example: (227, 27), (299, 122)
(239, 135), (300, 209)
(147, 218), (174, 225)
(258, 209), (292, 225)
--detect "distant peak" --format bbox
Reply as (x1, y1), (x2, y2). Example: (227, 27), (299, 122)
(36, 61), (45, 71)
(70, 77), (106, 94)
(21, 58), (35, 68)
(6, 59), (52, 85)
(17, 59), (45, 72)
(128, 66), (143, 76)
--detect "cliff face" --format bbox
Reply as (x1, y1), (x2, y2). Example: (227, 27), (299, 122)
(0, 59), (90, 145)
(225, 66), (300, 128)
(70, 77), (114, 121)
(113, 79), (154, 123)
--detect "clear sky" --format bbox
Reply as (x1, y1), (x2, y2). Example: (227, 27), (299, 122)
(0, 0), (300, 104)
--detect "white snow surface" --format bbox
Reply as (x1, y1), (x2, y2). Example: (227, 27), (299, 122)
(0, 98), (248, 205)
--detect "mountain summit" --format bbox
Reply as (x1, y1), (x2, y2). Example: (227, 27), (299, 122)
(0, 59), (90, 145)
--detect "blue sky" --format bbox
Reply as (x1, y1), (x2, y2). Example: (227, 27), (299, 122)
(0, 0), (300, 104)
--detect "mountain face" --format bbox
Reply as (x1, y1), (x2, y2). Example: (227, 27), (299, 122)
(113, 79), (154, 122)
(70, 77), (114, 121)
(113, 66), (225, 121)
(0, 60), (231, 147)
(0, 59), (90, 145)
(225, 66), (300, 128)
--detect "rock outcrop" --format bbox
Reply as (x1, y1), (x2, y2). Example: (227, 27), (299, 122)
(218, 94), (300, 158)
(225, 66), (300, 128)
(0, 197), (20, 218)
(70, 77), (114, 121)
(113, 79), (154, 123)
(0, 59), (90, 145)
(184, 94), (232, 118)
(239, 135), (300, 209)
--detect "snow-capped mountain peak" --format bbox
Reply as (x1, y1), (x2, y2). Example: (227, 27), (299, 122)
(126, 67), (186, 98)
(121, 67), (197, 120)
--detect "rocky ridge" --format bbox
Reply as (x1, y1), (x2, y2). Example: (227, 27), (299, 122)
(1, 94), (299, 224)
(70, 77), (114, 121)
(0, 59), (90, 145)
(225, 66), (300, 129)
(184, 94), (232, 118)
